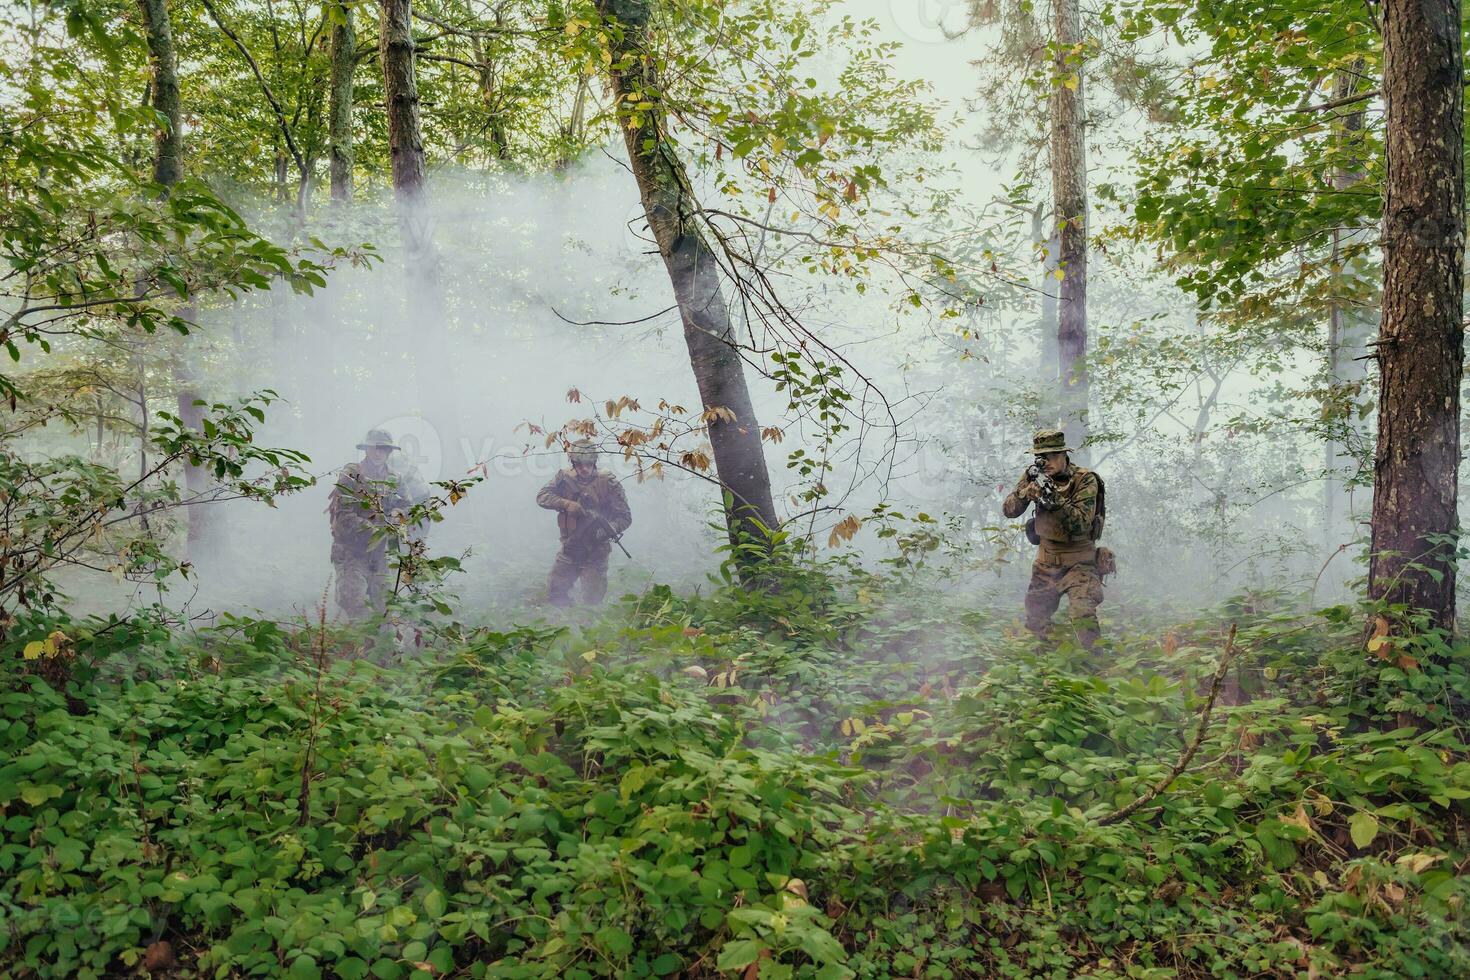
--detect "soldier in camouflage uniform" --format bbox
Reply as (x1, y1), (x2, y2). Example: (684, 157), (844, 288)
(1003, 429), (1107, 649)
(328, 429), (417, 619)
(536, 441), (632, 606)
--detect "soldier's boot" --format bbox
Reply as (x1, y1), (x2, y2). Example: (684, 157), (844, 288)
(547, 550), (580, 607)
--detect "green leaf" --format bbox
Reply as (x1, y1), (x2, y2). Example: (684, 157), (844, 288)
(20, 784), (55, 806)
(1349, 811), (1379, 849)
(716, 938), (769, 971)
(422, 890), (446, 918)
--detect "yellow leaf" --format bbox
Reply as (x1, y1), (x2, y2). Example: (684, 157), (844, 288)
(22, 640), (45, 660)
(1063, 73), (1079, 91)
(1281, 803), (1314, 834)
(1367, 615), (1392, 659)
(1396, 853), (1440, 874)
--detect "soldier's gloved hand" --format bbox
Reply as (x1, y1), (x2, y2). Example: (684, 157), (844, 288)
(564, 500), (585, 516)
(1020, 481), (1042, 502)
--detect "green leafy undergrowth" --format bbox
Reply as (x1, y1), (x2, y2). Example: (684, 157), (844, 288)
(3, 571), (1469, 978)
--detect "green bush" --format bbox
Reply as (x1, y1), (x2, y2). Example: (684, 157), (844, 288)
(3, 568), (1469, 978)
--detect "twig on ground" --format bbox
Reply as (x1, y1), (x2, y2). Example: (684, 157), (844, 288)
(1098, 624), (1239, 826)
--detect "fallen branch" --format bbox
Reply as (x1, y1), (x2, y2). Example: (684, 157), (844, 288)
(1098, 623), (1239, 826)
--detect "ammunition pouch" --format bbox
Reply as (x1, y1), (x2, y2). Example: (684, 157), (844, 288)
(1024, 517), (1040, 546)
(1096, 546), (1118, 580)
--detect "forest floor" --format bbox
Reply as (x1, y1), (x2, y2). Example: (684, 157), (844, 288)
(4, 556), (1470, 979)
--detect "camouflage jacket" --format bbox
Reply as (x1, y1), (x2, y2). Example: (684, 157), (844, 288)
(536, 468), (632, 547)
(1003, 464), (1099, 546)
(328, 460), (412, 555)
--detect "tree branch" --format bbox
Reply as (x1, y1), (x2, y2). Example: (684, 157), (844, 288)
(1098, 624), (1239, 826)
(199, 0), (308, 179)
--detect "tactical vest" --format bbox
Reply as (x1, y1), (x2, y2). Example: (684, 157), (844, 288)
(1030, 467), (1102, 563)
(328, 463), (402, 552)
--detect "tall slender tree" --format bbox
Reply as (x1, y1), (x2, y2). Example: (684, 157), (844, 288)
(328, 0), (355, 203)
(1050, 0), (1088, 454)
(140, 0), (220, 559)
(1368, 0), (1464, 632)
(1323, 62), (1375, 546)
(595, 0), (780, 555)
(379, 0), (462, 472)
(1031, 204), (1060, 425)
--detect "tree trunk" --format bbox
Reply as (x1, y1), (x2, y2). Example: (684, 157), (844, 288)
(139, 0), (220, 559)
(174, 349), (220, 559)
(596, 0), (780, 553)
(472, 22), (511, 161)
(379, 0), (462, 473)
(1368, 0), (1464, 633)
(1032, 204), (1060, 426)
(138, 0), (182, 187)
(328, 0), (355, 203)
(1050, 0), (1088, 456)
(1324, 62), (1375, 551)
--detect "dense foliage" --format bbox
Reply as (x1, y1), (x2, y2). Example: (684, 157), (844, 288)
(4, 559), (1469, 978)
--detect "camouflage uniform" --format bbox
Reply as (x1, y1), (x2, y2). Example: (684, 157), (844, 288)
(536, 443), (632, 606)
(1003, 430), (1104, 648)
(329, 430), (414, 619)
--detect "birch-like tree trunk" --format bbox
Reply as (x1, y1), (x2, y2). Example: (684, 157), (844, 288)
(1368, 0), (1464, 632)
(595, 0), (780, 555)
(328, 0), (355, 203)
(1050, 0), (1088, 455)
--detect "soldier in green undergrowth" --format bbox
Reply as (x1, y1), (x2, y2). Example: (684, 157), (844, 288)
(536, 440), (633, 607)
(1002, 428), (1115, 650)
(327, 429), (424, 620)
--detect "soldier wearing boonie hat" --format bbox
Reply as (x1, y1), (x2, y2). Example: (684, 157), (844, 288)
(328, 429), (411, 620)
(1001, 428), (1114, 649)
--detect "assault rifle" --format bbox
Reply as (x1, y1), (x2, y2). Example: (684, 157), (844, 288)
(591, 511), (632, 559)
(1025, 455), (1061, 509)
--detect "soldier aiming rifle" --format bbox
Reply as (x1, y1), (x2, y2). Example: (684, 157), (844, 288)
(536, 440), (633, 606)
(1002, 428), (1116, 650)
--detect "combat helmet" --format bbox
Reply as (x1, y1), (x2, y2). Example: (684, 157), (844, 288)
(357, 428), (399, 451)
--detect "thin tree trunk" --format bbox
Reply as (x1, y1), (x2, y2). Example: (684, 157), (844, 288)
(1050, 0), (1088, 456)
(138, 0), (182, 187)
(1324, 62), (1375, 550)
(556, 75), (591, 173)
(1032, 204), (1059, 426)
(329, 2), (355, 203)
(472, 22), (511, 161)
(380, 0), (462, 473)
(596, 0), (780, 554)
(139, 0), (219, 558)
(1368, 0), (1464, 633)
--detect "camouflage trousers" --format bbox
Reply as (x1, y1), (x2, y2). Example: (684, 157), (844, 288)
(1024, 553), (1104, 650)
(547, 543), (610, 607)
(333, 546), (388, 620)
